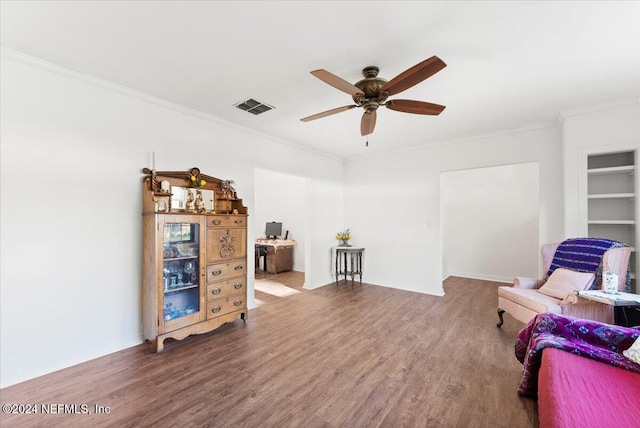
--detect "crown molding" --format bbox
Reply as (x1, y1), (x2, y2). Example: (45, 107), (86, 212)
(348, 97), (640, 163)
(0, 47), (343, 162)
(346, 120), (559, 163)
(558, 97), (640, 121)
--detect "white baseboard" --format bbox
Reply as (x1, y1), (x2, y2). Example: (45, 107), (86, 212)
(447, 271), (513, 284)
(1, 336), (142, 389)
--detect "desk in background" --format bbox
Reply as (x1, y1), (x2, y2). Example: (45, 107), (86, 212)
(255, 239), (296, 273)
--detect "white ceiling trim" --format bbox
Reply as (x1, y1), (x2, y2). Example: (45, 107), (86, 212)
(347, 121), (560, 163)
(557, 97), (640, 121)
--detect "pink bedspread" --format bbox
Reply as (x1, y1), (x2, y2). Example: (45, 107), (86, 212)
(538, 348), (640, 428)
(515, 313), (640, 397)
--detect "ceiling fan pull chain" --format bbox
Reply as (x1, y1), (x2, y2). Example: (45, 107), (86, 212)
(366, 136), (369, 147)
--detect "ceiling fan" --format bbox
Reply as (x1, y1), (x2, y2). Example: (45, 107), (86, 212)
(301, 56), (447, 137)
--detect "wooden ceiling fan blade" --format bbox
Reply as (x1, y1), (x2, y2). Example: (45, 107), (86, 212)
(300, 105), (357, 122)
(381, 56), (447, 96)
(385, 99), (446, 115)
(311, 69), (364, 96)
(361, 110), (377, 136)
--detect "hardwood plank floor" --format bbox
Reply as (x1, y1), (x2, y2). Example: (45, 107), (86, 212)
(0, 275), (537, 427)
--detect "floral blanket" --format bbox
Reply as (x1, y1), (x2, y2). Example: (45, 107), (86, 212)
(515, 313), (640, 397)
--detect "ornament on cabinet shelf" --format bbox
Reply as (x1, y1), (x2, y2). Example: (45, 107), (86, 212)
(160, 180), (171, 193)
(185, 189), (195, 212)
(221, 180), (236, 199)
(157, 199), (168, 212)
(195, 189), (205, 213)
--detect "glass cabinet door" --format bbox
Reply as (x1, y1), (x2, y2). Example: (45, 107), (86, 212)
(162, 219), (202, 323)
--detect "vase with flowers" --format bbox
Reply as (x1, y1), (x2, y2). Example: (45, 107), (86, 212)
(336, 229), (352, 247)
(190, 174), (207, 189)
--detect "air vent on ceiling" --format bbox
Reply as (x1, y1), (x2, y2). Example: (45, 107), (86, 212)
(234, 98), (274, 115)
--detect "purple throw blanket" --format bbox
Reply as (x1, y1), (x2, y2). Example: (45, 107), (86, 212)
(546, 237), (630, 292)
(515, 313), (640, 397)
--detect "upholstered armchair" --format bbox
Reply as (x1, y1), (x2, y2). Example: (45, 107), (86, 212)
(497, 241), (631, 327)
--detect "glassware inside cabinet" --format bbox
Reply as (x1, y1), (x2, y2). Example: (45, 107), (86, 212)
(162, 222), (200, 321)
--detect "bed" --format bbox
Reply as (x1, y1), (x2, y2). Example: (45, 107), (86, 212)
(538, 347), (640, 428)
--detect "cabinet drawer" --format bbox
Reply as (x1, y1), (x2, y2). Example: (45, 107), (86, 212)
(207, 228), (247, 262)
(207, 261), (247, 282)
(207, 277), (246, 301)
(207, 294), (246, 319)
(207, 215), (246, 228)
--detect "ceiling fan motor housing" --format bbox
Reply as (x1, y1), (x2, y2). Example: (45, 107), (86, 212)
(353, 66), (389, 107)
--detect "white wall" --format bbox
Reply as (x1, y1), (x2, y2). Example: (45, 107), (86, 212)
(344, 125), (564, 296)
(254, 169), (306, 271)
(0, 55), (344, 387)
(442, 163), (539, 282)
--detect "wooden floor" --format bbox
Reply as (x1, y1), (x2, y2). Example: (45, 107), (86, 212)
(0, 274), (537, 427)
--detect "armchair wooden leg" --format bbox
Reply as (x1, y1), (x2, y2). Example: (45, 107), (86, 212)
(496, 308), (505, 327)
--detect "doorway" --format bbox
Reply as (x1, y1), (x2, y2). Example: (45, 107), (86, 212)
(254, 168), (307, 274)
(253, 169), (307, 307)
(441, 162), (540, 282)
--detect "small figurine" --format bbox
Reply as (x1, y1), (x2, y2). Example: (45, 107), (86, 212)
(185, 189), (195, 212)
(195, 189), (205, 213)
(221, 180), (236, 200)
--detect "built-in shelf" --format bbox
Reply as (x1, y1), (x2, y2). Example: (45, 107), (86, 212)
(587, 165), (635, 176)
(586, 150), (638, 294)
(588, 193), (635, 199)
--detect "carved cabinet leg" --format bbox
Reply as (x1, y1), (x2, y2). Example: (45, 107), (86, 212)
(156, 338), (165, 353)
(496, 308), (505, 327)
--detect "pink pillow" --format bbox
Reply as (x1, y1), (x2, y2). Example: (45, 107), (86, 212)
(538, 268), (595, 299)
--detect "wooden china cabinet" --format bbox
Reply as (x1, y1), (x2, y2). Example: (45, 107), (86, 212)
(141, 167), (248, 352)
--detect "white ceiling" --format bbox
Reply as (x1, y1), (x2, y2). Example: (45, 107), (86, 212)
(2, 1), (639, 160)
